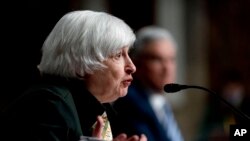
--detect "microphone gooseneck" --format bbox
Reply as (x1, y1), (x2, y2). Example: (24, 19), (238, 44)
(164, 83), (250, 122)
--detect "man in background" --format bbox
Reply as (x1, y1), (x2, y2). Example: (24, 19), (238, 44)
(112, 26), (184, 141)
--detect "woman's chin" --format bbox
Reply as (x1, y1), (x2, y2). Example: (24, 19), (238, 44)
(119, 88), (128, 97)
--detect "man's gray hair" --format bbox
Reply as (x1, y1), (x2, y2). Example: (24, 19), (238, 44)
(38, 10), (135, 79)
(131, 26), (177, 59)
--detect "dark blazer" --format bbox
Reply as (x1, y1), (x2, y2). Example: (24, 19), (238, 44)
(0, 75), (115, 141)
(112, 80), (171, 141)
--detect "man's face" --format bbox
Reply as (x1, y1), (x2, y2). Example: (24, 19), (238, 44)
(136, 39), (176, 92)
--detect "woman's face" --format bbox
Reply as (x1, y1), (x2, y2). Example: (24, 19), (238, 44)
(85, 47), (136, 103)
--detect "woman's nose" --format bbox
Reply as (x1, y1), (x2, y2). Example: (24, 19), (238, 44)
(125, 57), (136, 74)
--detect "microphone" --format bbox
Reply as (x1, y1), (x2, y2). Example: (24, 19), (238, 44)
(164, 83), (250, 122)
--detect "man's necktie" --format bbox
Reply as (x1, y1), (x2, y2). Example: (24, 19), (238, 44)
(161, 103), (184, 141)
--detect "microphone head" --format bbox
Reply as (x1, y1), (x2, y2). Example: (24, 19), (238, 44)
(164, 83), (184, 93)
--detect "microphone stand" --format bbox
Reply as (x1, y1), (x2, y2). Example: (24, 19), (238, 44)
(183, 85), (250, 122)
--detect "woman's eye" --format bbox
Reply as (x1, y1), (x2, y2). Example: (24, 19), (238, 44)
(115, 52), (122, 59)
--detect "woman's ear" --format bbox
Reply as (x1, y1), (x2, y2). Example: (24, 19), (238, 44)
(75, 72), (85, 80)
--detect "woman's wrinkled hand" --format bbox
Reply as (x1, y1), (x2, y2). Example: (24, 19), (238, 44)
(92, 116), (105, 139)
(113, 133), (147, 141)
(92, 115), (147, 141)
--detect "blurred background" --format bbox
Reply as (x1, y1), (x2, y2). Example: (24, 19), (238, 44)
(1, 0), (250, 140)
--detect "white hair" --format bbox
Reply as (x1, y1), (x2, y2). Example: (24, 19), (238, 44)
(131, 26), (177, 58)
(38, 10), (135, 79)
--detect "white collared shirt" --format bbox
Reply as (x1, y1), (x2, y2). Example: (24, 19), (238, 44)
(149, 92), (184, 141)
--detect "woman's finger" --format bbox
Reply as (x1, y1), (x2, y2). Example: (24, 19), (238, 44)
(92, 116), (104, 138)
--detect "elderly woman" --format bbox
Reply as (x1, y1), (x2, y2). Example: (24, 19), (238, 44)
(1, 10), (146, 141)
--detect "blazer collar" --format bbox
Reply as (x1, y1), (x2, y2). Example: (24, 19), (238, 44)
(40, 74), (107, 135)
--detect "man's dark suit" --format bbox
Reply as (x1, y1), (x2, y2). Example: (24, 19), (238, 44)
(112, 80), (171, 141)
